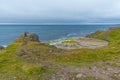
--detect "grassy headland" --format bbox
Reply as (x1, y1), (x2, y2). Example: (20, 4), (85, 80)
(0, 27), (120, 80)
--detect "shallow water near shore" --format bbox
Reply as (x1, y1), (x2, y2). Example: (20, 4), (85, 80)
(0, 25), (118, 46)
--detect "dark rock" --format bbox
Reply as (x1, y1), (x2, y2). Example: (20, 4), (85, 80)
(24, 32), (39, 42)
(0, 46), (4, 50)
(15, 32), (40, 43)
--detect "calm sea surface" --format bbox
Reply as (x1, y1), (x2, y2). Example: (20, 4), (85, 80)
(0, 25), (118, 46)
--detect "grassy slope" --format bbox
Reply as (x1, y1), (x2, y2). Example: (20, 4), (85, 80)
(0, 42), (63, 80)
(0, 27), (120, 79)
(89, 27), (120, 41)
(52, 27), (120, 66)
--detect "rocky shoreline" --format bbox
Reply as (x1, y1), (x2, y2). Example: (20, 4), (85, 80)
(48, 37), (108, 50)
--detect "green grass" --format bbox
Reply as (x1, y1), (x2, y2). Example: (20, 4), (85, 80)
(62, 39), (77, 45)
(90, 27), (120, 41)
(48, 37), (77, 45)
(0, 27), (120, 79)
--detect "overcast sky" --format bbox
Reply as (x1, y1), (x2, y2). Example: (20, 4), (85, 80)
(0, 0), (120, 24)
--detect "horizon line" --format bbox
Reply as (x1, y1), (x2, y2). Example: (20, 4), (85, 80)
(0, 23), (120, 25)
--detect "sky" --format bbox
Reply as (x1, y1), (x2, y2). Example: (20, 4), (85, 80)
(0, 0), (120, 24)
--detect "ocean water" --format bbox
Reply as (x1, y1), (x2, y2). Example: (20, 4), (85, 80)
(0, 25), (118, 46)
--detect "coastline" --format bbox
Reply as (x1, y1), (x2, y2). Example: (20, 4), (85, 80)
(0, 26), (120, 80)
(2, 27), (110, 49)
(0, 25), (113, 46)
(47, 36), (108, 50)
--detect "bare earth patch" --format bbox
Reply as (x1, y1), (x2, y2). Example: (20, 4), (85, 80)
(48, 37), (108, 50)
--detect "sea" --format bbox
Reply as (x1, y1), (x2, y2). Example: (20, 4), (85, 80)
(0, 25), (119, 47)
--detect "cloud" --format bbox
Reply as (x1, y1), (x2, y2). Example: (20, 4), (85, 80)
(0, 0), (120, 23)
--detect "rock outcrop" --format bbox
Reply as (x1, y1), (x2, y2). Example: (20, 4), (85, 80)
(15, 32), (40, 43)
(0, 46), (4, 50)
(23, 32), (39, 42)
